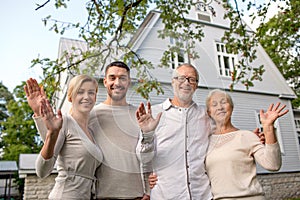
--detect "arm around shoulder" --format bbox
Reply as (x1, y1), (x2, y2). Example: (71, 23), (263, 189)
(136, 130), (155, 164)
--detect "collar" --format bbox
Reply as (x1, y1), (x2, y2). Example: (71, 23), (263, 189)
(162, 98), (196, 111)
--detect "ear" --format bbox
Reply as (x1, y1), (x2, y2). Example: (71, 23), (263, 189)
(192, 83), (198, 90)
(207, 109), (211, 117)
(171, 79), (175, 87)
(103, 78), (107, 87)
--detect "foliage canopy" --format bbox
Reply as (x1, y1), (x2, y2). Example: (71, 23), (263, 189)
(30, 0), (297, 105)
(0, 84), (41, 161)
(256, 0), (300, 108)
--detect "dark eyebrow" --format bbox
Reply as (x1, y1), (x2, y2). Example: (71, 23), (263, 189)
(108, 74), (128, 78)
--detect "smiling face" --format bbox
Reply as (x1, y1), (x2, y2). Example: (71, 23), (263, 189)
(72, 81), (97, 113)
(103, 66), (130, 105)
(67, 75), (98, 115)
(71, 81), (97, 114)
(172, 65), (198, 105)
(207, 91), (233, 126)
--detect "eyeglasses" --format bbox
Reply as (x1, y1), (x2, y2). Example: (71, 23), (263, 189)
(173, 76), (198, 84)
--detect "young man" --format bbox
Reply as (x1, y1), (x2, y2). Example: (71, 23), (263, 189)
(89, 61), (149, 200)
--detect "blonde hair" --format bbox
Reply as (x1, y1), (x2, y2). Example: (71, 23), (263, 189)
(67, 74), (98, 102)
(205, 89), (234, 112)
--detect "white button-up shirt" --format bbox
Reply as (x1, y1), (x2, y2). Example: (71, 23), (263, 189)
(137, 99), (212, 200)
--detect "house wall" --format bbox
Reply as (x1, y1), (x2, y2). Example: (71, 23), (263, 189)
(129, 6), (300, 172)
(23, 174), (55, 200)
(132, 9), (295, 96)
(94, 82), (300, 173)
(258, 172), (300, 199)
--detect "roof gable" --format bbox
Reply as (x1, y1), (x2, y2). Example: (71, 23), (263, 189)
(128, 2), (295, 98)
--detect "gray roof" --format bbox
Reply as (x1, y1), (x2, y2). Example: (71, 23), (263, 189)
(18, 154), (38, 178)
(18, 154), (37, 170)
(0, 161), (18, 178)
(18, 154), (57, 178)
(0, 161), (18, 172)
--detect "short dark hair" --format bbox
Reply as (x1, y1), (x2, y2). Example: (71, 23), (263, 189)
(105, 61), (130, 76)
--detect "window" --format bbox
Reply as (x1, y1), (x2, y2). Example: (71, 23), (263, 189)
(169, 38), (188, 69)
(255, 111), (285, 154)
(197, 13), (211, 22)
(195, 1), (213, 22)
(295, 119), (300, 129)
(295, 118), (300, 146)
(216, 42), (239, 77)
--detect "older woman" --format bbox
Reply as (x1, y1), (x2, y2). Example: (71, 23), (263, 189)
(205, 89), (288, 200)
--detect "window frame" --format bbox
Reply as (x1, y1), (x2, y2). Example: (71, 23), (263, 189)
(215, 42), (239, 78)
(254, 110), (285, 154)
(169, 38), (188, 69)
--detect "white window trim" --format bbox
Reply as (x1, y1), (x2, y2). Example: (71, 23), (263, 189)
(254, 111), (285, 154)
(215, 42), (239, 78)
(169, 38), (188, 69)
(295, 118), (300, 129)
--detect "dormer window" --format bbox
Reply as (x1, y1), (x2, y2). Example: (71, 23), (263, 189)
(169, 37), (188, 69)
(215, 42), (239, 77)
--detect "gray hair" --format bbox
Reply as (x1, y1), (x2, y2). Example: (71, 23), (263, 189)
(172, 63), (199, 82)
(206, 89), (234, 111)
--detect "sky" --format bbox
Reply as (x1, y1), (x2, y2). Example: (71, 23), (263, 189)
(0, 1), (85, 93)
(0, 1), (284, 93)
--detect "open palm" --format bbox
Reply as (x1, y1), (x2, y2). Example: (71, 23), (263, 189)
(260, 102), (289, 126)
(24, 78), (47, 115)
(136, 102), (162, 133)
(40, 99), (63, 133)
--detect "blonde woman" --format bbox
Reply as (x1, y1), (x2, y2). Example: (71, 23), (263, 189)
(25, 75), (103, 199)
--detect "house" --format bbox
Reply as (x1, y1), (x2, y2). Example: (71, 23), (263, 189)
(0, 161), (18, 199)
(21, 1), (300, 199)
(19, 154), (56, 200)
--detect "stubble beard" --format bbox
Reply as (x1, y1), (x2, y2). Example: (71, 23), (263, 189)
(108, 90), (127, 102)
(174, 88), (194, 104)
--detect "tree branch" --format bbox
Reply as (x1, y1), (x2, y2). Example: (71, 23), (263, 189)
(35, 0), (50, 11)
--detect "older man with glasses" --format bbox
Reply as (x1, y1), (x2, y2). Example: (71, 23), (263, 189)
(136, 63), (212, 200)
